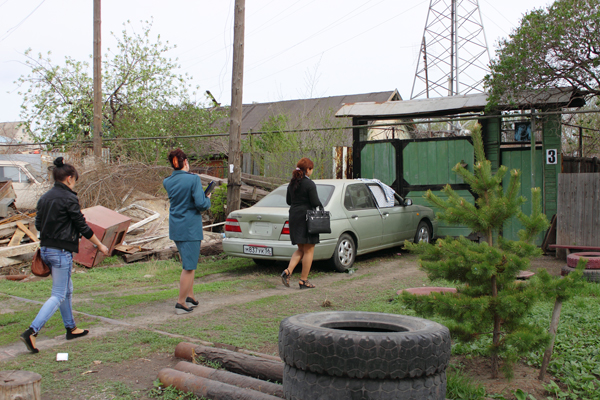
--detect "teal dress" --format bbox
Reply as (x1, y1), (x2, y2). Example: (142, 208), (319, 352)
(163, 170), (211, 270)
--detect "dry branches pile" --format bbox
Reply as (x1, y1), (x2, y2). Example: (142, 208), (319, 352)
(73, 160), (171, 210)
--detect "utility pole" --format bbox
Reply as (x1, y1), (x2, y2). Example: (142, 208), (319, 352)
(227, 0), (245, 214)
(93, 0), (102, 158)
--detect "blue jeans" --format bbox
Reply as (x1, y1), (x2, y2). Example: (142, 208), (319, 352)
(30, 247), (76, 333)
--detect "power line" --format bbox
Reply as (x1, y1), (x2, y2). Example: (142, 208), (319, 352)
(0, 0), (47, 43)
(5, 108), (598, 148)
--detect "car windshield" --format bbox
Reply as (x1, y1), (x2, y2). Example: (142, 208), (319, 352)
(24, 164), (45, 182)
(254, 184), (335, 207)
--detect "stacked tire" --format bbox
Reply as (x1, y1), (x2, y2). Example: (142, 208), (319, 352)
(278, 311), (451, 400)
(561, 252), (600, 282)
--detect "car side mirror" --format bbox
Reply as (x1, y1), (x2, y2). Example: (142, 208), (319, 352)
(404, 198), (413, 206)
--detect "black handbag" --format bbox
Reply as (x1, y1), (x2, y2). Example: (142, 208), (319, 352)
(306, 207), (331, 234)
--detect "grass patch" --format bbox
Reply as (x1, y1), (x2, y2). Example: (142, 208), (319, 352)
(75, 280), (243, 318)
(0, 257), (254, 301)
(0, 329), (180, 395)
(446, 364), (487, 400)
(0, 304), (99, 347)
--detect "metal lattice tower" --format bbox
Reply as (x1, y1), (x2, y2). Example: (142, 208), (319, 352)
(411, 0), (491, 99)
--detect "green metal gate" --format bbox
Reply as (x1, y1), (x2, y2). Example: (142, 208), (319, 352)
(357, 137), (475, 237)
(501, 147), (545, 245)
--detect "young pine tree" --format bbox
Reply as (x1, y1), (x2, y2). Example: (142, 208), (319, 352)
(403, 124), (550, 379)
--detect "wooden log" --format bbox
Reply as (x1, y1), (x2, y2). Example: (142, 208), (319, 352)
(158, 368), (280, 400)
(5, 275), (27, 281)
(0, 370), (42, 400)
(0, 243), (39, 258)
(174, 343), (283, 383)
(174, 361), (284, 398)
(175, 341), (281, 363)
(8, 229), (25, 247)
(16, 222), (38, 242)
(539, 298), (563, 380)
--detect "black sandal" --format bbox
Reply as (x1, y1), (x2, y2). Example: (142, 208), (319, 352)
(281, 269), (291, 287)
(299, 279), (315, 289)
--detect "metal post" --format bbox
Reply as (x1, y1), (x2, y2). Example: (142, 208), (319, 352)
(579, 126), (583, 157)
(531, 111), (536, 189)
(226, 0), (245, 214)
(93, 0), (102, 158)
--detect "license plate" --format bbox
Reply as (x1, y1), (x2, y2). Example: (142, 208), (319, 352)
(243, 245), (273, 256)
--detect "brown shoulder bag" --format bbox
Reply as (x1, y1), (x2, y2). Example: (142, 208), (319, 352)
(31, 249), (51, 277)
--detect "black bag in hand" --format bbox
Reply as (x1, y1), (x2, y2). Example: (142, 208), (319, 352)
(306, 207), (331, 234)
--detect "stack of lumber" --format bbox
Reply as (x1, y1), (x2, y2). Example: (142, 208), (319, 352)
(196, 173), (277, 202)
(0, 213), (39, 270)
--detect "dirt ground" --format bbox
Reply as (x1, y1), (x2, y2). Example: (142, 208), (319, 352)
(0, 249), (566, 399)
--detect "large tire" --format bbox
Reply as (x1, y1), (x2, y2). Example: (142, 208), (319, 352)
(567, 252), (600, 269)
(414, 221), (432, 244)
(283, 364), (447, 400)
(561, 265), (600, 282)
(278, 311), (451, 380)
(330, 233), (356, 272)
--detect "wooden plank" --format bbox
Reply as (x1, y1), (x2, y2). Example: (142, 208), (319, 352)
(0, 218), (35, 238)
(438, 141), (449, 184)
(16, 221), (39, 242)
(548, 244), (600, 250)
(0, 256), (22, 267)
(589, 173), (600, 245)
(0, 242), (39, 257)
(8, 229), (25, 247)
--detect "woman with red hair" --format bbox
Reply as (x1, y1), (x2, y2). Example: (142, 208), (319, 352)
(280, 158), (322, 289)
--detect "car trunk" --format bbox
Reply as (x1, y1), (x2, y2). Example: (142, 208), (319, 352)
(228, 206), (290, 241)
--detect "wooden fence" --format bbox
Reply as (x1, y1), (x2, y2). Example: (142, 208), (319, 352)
(556, 173), (600, 248)
(562, 156), (600, 173)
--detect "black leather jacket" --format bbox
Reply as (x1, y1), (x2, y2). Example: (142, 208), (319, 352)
(35, 182), (94, 253)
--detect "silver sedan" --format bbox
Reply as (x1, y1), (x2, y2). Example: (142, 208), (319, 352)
(222, 179), (437, 271)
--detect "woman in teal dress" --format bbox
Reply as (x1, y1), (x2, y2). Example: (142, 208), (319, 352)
(163, 149), (211, 314)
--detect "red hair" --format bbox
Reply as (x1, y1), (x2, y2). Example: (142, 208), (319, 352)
(168, 149), (187, 170)
(290, 157), (314, 191)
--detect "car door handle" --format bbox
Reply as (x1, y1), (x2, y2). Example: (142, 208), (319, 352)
(351, 215), (358, 219)
(382, 212), (389, 218)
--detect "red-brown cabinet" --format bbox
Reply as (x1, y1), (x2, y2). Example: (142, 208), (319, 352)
(73, 206), (131, 268)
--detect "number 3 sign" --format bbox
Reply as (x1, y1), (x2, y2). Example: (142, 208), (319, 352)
(546, 149), (558, 164)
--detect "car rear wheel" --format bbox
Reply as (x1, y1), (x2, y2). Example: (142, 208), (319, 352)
(330, 233), (356, 272)
(414, 221), (431, 243)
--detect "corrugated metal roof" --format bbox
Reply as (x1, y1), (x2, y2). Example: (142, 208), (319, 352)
(335, 88), (584, 119)
(242, 90), (399, 133)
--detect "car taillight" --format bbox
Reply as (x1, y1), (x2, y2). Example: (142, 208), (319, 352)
(225, 218), (241, 232)
(282, 221), (290, 235)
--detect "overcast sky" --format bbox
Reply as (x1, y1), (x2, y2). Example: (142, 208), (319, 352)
(0, 0), (553, 123)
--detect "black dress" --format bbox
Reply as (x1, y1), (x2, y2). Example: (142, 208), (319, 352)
(286, 177), (323, 245)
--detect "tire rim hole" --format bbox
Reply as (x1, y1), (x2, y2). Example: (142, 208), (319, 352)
(322, 322), (408, 333)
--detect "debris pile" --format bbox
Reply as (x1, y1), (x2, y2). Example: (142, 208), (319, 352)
(0, 213), (39, 280)
(0, 171), (279, 277)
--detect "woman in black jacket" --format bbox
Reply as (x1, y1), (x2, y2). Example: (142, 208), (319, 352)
(20, 158), (109, 354)
(280, 158), (322, 289)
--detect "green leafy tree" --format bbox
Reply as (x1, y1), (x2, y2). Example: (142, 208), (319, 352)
(403, 125), (550, 379)
(485, 0), (600, 109)
(16, 20), (224, 160)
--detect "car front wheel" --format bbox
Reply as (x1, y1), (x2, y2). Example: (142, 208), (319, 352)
(330, 233), (356, 272)
(414, 221), (432, 243)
